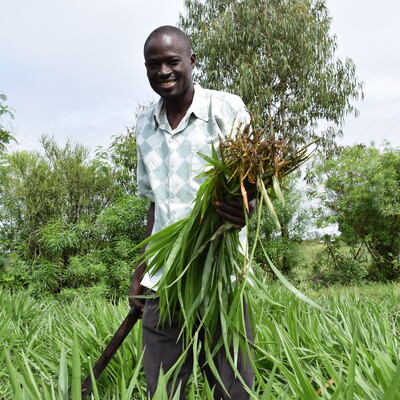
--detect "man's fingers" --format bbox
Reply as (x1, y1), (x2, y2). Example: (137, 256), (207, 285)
(128, 291), (145, 319)
(214, 208), (245, 226)
(214, 200), (245, 215)
(129, 299), (144, 318)
(214, 198), (257, 230)
(214, 200), (247, 227)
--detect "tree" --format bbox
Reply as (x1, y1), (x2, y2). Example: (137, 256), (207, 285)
(95, 127), (139, 196)
(180, 0), (363, 153)
(312, 143), (400, 281)
(0, 134), (149, 296)
(180, 0), (363, 276)
(0, 136), (117, 258)
(0, 93), (16, 152)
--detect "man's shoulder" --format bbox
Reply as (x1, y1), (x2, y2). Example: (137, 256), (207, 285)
(201, 87), (246, 111)
(137, 102), (158, 121)
(196, 86), (250, 126)
(136, 102), (158, 133)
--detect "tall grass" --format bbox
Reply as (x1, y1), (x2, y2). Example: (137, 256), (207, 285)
(1, 284), (399, 399)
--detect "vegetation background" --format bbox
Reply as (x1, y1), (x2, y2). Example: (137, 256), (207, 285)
(1, 0), (399, 398)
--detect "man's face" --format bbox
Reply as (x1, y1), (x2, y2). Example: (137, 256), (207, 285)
(144, 34), (195, 101)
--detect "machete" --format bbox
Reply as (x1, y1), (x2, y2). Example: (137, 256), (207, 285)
(81, 305), (142, 397)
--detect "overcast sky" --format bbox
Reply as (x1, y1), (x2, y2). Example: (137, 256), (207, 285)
(1, 0), (399, 154)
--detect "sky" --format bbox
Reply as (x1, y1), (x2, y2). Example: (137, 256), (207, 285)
(1, 0), (399, 154)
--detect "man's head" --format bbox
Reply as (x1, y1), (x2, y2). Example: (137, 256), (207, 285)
(144, 26), (196, 102)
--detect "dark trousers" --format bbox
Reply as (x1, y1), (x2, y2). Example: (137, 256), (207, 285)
(142, 296), (254, 400)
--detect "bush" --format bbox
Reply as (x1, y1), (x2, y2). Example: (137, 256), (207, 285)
(30, 259), (64, 296)
(0, 254), (31, 289)
(311, 237), (369, 286)
(56, 285), (108, 303)
(63, 255), (107, 288)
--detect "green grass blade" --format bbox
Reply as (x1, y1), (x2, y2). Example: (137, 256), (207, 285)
(261, 364), (277, 399)
(259, 178), (281, 230)
(5, 349), (23, 399)
(19, 352), (42, 399)
(87, 356), (100, 400)
(71, 332), (82, 400)
(272, 175), (285, 205)
(58, 347), (68, 400)
(345, 330), (357, 400)
(260, 239), (325, 311)
(382, 363), (400, 400)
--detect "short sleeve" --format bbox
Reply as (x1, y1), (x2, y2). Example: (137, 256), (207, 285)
(136, 144), (155, 201)
(232, 102), (251, 136)
(215, 94), (251, 139)
(135, 113), (156, 202)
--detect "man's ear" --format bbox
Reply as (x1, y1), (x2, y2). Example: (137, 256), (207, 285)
(190, 53), (196, 69)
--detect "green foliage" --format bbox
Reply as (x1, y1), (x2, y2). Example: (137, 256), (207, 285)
(0, 92), (16, 152)
(249, 176), (310, 275)
(63, 255), (107, 287)
(311, 236), (370, 286)
(97, 194), (148, 245)
(95, 128), (139, 196)
(2, 285), (400, 398)
(0, 288), (146, 399)
(180, 0), (363, 154)
(0, 136), (116, 258)
(312, 143), (400, 281)
(0, 134), (148, 297)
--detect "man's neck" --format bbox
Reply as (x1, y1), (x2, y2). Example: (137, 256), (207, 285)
(164, 84), (195, 130)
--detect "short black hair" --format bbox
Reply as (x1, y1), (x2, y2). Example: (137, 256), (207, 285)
(144, 25), (192, 56)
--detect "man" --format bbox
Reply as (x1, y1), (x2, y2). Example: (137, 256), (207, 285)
(129, 25), (254, 399)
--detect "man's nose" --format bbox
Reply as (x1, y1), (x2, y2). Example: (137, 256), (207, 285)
(159, 63), (171, 75)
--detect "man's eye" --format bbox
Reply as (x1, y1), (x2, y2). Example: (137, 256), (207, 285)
(169, 60), (180, 66)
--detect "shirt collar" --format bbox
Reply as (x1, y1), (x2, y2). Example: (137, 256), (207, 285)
(153, 83), (210, 129)
(190, 83), (210, 122)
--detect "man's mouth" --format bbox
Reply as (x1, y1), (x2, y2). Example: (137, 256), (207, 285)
(159, 80), (176, 88)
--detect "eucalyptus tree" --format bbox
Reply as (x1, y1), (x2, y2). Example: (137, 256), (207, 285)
(0, 93), (16, 152)
(180, 0), (363, 272)
(180, 0), (363, 153)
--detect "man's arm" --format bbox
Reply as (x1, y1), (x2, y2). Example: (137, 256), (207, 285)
(128, 201), (155, 317)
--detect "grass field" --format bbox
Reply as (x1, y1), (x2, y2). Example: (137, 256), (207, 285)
(1, 283), (400, 399)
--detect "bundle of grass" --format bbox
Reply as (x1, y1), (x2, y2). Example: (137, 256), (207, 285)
(135, 122), (317, 393)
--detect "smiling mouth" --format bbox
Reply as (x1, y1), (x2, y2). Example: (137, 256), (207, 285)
(159, 80), (176, 88)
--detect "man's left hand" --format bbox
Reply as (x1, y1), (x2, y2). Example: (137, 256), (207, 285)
(213, 198), (257, 229)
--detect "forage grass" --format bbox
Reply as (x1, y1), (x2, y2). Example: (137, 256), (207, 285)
(1, 285), (400, 399)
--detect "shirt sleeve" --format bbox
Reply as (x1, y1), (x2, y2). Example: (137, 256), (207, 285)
(136, 145), (155, 201)
(233, 102), (251, 134)
(135, 115), (155, 202)
(215, 94), (251, 139)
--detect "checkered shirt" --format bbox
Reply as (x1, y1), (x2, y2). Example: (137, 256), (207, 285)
(136, 84), (250, 289)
